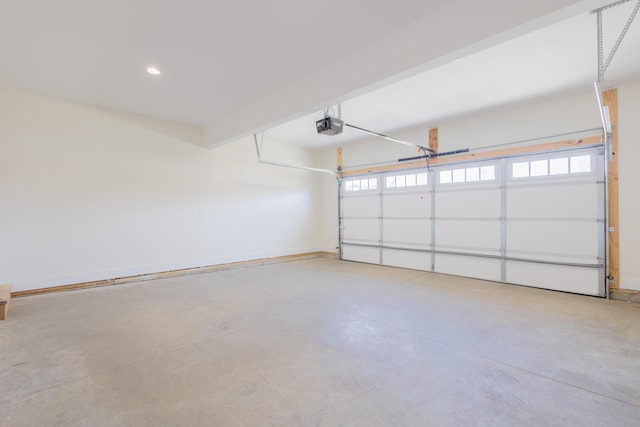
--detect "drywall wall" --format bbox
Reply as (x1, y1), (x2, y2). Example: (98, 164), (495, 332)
(328, 81), (640, 292)
(618, 79), (640, 291)
(0, 86), (332, 292)
(315, 148), (341, 252)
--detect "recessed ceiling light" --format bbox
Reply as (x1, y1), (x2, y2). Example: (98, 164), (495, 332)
(146, 66), (161, 76)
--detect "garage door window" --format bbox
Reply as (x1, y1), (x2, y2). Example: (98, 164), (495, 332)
(344, 178), (378, 192)
(512, 154), (592, 179)
(386, 172), (428, 189)
(440, 165), (495, 184)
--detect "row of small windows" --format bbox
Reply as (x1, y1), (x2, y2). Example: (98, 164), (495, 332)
(386, 172), (428, 188)
(512, 155), (591, 178)
(344, 173), (428, 192)
(344, 178), (378, 192)
(344, 154), (592, 191)
(440, 165), (495, 184)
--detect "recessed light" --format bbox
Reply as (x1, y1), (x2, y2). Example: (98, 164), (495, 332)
(146, 66), (161, 76)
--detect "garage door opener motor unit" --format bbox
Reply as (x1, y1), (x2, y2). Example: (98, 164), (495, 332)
(316, 116), (344, 135)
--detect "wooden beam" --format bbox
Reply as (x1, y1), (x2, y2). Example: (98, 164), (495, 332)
(0, 284), (11, 321)
(609, 288), (640, 303)
(341, 135), (603, 177)
(603, 88), (619, 289)
(429, 128), (438, 153)
(337, 147), (343, 173)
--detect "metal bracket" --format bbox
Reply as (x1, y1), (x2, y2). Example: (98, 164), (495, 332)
(253, 134), (339, 179)
(592, 0), (640, 82)
(593, 81), (613, 161)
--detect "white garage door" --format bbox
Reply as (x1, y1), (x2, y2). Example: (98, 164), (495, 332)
(340, 146), (605, 296)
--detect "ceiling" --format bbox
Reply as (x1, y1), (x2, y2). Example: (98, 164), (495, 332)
(1, 0), (636, 148)
(267, 0), (640, 148)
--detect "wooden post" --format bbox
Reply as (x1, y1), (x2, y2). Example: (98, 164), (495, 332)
(429, 128), (439, 153)
(603, 89), (619, 289)
(0, 284), (11, 321)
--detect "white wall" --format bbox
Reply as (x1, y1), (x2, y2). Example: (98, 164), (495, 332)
(315, 148), (341, 252)
(618, 79), (640, 291)
(326, 80), (640, 292)
(0, 86), (332, 292)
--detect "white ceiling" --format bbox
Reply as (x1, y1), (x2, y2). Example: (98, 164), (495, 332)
(1, 0), (636, 148)
(267, 1), (640, 148)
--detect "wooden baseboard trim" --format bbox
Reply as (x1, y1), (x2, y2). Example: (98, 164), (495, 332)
(12, 251), (338, 298)
(609, 289), (640, 304)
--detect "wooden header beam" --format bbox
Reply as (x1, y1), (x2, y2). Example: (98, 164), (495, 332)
(340, 135), (603, 178)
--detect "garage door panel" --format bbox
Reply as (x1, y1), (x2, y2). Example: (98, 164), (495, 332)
(382, 249), (430, 271)
(342, 219), (379, 243)
(342, 245), (380, 264)
(384, 192), (430, 218)
(342, 195), (379, 218)
(506, 261), (602, 296)
(507, 183), (598, 218)
(436, 220), (501, 252)
(435, 254), (501, 282)
(507, 221), (599, 258)
(382, 219), (430, 247)
(436, 189), (500, 218)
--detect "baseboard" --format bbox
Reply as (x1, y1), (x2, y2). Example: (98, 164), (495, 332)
(12, 251), (338, 298)
(619, 278), (640, 292)
(609, 288), (640, 304)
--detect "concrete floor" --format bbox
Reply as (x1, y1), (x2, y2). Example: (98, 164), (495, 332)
(1, 259), (640, 426)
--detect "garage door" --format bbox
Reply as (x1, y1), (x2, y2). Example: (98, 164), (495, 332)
(340, 146), (605, 296)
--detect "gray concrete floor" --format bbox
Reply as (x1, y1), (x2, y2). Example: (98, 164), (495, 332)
(1, 259), (640, 426)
